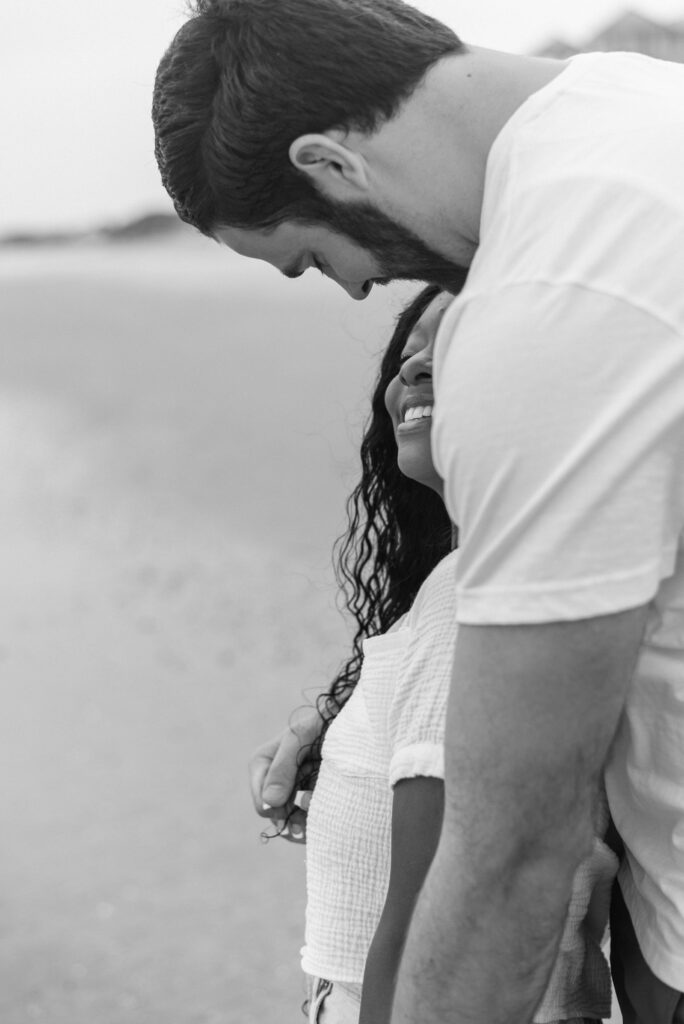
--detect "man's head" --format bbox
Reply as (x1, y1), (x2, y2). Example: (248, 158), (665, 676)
(153, 0), (468, 294)
(153, 0), (462, 232)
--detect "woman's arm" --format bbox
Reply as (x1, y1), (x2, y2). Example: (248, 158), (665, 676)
(359, 776), (444, 1024)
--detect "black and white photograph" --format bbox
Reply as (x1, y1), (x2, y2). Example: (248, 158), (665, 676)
(2, 1), (684, 1021)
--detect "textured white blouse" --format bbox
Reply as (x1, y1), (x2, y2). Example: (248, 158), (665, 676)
(301, 549), (616, 1021)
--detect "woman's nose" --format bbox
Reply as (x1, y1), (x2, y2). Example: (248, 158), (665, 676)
(399, 353), (432, 386)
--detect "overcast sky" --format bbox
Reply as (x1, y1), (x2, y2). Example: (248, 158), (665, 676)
(4, 0), (684, 233)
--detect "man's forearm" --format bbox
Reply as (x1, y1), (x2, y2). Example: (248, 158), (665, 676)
(391, 833), (577, 1023)
(390, 610), (644, 1022)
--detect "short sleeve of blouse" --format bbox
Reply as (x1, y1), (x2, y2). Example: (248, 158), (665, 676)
(388, 552), (459, 788)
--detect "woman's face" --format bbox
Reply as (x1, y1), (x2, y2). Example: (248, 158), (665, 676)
(384, 292), (452, 495)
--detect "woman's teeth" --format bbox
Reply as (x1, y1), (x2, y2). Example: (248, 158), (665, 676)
(403, 405), (433, 423)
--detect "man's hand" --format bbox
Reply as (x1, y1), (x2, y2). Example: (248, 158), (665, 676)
(248, 705), (322, 843)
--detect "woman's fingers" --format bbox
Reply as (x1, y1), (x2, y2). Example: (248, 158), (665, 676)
(248, 706), (322, 817)
(259, 707), (323, 809)
(248, 734), (288, 818)
(278, 807), (308, 844)
(294, 789), (312, 812)
(259, 728), (305, 810)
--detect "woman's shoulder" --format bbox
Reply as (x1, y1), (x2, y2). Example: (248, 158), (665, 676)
(406, 549), (460, 632)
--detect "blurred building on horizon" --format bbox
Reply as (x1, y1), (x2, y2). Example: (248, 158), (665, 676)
(536, 8), (684, 60)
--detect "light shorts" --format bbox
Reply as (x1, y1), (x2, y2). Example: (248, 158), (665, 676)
(303, 975), (596, 1023)
(305, 977), (362, 1024)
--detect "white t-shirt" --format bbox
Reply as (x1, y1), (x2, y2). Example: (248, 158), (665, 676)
(302, 551), (617, 1020)
(432, 51), (684, 988)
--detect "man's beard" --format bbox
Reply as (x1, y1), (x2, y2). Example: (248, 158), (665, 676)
(323, 197), (470, 295)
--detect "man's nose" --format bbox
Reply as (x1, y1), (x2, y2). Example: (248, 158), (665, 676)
(338, 277), (372, 300)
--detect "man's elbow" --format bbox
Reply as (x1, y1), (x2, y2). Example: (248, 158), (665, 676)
(442, 777), (597, 896)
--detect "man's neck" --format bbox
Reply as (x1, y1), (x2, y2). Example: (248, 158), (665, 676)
(444, 46), (567, 167)
(357, 47), (568, 265)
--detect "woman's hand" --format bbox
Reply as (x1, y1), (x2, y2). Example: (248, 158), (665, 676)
(248, 706), (322, 843)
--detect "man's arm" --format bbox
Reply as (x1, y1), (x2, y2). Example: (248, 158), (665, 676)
(360, 777), (444, 1024)
(391, 605), (648, 1024)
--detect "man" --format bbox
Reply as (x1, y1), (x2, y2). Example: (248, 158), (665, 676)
(152, 1), (684, 1020)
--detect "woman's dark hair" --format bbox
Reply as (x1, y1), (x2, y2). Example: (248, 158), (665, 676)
(288, 284), (453, 811)
(152, 0), (463, 234)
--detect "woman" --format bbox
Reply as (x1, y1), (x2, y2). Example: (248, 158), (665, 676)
(285, 286), (617, 1023)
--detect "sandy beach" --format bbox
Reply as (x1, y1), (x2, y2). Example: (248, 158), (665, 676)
(0, 234), (621, 1022)
(0, 233), (406, 1023)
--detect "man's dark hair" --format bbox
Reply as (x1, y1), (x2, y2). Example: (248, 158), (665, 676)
(152, 0), (463, 235)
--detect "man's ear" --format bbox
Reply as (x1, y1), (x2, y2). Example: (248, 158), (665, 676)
(289, 133), (369, 198)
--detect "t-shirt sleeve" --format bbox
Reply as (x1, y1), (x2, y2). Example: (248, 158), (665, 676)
(432, 283), (684, 625)
(388, 557), (459, 787)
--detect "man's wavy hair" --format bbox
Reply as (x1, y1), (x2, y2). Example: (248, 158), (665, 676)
(290, 284), (454, 807)
(152, 0), (463, 234)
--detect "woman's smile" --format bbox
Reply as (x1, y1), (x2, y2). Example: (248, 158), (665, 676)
(397, 396), (434, 431)
(384, 291), (452, 495)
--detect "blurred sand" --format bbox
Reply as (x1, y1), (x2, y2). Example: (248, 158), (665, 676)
(0, 235), (622, 1023)
(0, 235), (410, 1023)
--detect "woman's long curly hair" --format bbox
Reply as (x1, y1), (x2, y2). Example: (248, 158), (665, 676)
(293, 284), (454, 798)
